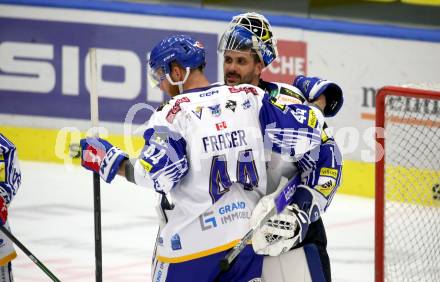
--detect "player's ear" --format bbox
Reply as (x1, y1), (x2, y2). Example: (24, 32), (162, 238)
(255, 60), (264, 77)
(170, 63), (184, 81)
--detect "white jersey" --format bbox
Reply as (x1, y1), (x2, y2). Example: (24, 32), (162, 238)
(133, 83), (323, 262)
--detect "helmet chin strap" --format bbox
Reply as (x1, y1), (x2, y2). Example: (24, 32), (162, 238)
(166, 67), (190, 94)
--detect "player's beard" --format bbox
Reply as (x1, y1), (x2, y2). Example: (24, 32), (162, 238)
(224, 71), (254, 86)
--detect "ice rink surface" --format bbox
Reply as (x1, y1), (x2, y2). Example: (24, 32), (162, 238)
(9, 161), (375, 281)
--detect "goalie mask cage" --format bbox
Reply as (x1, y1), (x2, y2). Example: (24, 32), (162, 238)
(375, 85), (440, 282)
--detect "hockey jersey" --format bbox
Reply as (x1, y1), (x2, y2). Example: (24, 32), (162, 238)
(133, 83), (324, 262)
(261, 80), (343, 217)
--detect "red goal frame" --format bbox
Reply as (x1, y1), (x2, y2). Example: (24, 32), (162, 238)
(375, 86), (440, 282)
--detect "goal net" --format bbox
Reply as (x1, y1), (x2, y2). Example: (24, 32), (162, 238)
(375, 85), (440, 282)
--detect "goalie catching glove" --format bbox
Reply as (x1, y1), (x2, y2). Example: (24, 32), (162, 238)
(80, 138), (128, 183)
(251, 185), (322, 256)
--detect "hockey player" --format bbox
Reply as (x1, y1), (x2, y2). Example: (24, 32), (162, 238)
(0, 134), (21, 282)
(78, 34), (325, 281)
(218, 12), (343, 281)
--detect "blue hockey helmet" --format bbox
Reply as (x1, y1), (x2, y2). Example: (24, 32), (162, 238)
(293, 75), (344, 117)
(148, 35), (206, 88)
(218, 12), (278, 67)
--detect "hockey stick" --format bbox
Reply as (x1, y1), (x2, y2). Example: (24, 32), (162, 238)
(0, 225), (61, 282)
(219, 175), (299, 272)
(89, 48), (102, 282)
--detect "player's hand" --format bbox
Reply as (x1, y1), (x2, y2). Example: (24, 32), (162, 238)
(0, 196), (8, 226)
(292, 75), (343, 117)
(80, 137), (128, 183)
(251, 194), (309, 256)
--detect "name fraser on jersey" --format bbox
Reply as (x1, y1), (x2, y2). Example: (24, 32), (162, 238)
(202, 130), (248, 153)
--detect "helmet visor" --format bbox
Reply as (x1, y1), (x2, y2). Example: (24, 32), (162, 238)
(147, 63), (166, 88)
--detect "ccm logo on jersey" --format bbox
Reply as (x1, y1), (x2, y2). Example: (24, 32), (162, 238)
(166, 97), (190, 123)
(199, 90), (219, 97)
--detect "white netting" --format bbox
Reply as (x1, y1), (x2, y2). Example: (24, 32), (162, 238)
(381, 85), (440, 281)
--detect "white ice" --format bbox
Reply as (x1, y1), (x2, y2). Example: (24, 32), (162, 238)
(9, 161), (374, 281)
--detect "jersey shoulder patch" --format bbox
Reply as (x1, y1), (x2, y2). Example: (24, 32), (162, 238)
(164, 96), (192, 123)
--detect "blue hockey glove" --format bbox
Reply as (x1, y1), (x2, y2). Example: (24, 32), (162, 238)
(293, 75), (343, 117)
(80, 138), (128, 183)
(0, 133), (21, 204)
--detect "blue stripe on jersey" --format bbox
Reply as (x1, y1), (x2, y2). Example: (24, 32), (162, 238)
(259, 95), (321, 157)
(141, 127), (188, 192)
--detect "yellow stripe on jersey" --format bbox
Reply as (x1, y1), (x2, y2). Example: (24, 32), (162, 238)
(156, 239), (242, 263)
(0, 251), (17, 266)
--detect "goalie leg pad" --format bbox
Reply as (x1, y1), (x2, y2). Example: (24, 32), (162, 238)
(262, 247), (312, 282)
(261, 244), (326, 282)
